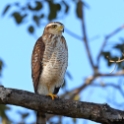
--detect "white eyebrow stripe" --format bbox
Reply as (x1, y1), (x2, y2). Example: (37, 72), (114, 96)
(46, 22), (64, 28)
(46, 23), (55, 27)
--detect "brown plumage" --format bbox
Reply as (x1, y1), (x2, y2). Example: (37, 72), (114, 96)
(31, 22), (68, 124)
(32, 36), (45, 93)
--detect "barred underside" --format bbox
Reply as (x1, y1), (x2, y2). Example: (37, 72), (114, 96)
(37, 34), (68, 95)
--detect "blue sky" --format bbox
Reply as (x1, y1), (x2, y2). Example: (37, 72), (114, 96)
(0, 0), (124, 124)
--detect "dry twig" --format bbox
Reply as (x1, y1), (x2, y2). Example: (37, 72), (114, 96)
(97, 24), (124, 65)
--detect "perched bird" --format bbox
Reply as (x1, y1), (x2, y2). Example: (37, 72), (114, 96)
(31, 22), (68, 124)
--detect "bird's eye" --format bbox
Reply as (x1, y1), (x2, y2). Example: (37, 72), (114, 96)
(52, 25), (57, 28)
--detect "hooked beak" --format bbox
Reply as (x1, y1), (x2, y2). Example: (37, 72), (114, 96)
(58, 25), (64, 33)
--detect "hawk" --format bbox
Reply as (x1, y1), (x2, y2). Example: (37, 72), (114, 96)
(31, 22), (68, 124)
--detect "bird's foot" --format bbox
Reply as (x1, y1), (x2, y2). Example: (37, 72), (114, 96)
(47, 93), (58, 100)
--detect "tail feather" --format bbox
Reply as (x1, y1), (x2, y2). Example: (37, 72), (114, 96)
(36, 112), (46, 124)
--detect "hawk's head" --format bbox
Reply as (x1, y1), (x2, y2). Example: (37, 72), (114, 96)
(43, 22), (64, 35)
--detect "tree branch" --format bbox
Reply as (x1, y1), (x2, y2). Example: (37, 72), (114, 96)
(80, 2), (95, 71)
(97, 24), (124, 65)
(0, 86), (124, 124)
(91, 82), (124, 98)
(64, 71), (124, 100)
(65, 27), (82, 41)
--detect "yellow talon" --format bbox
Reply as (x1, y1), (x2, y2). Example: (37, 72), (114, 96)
(47, 93), (58, 100)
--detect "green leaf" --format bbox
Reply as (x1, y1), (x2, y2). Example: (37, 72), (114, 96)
(113, 43), (124, 52)
(47, 1), (61, 20)
(11, 12), (27, 24)
(101, 51), (113, 66)
(102, 51), (111, 58)
(28, 1), (42, 11)
(33, 15), (39, 26)
(32, 14), (44, 26)
(2, 4), (11, 16)
(101, 51), (124, 68)
(56, 4), (61, 11)
(76, 1), (83, 19)
(28, 25), (34, 34)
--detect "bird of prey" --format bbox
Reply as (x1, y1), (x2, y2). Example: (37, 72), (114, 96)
(31, 22), (68, 124)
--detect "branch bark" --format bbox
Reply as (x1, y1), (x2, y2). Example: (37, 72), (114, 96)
(0, 86), (124, 124)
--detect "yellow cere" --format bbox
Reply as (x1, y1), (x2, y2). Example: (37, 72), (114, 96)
(57, 25), (64, 31)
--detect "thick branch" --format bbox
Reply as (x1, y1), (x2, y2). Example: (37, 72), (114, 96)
(0, 86), (124, 124)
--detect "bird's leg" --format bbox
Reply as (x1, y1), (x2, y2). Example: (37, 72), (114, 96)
(47, 85), (58, 100)
(47, 93), (58, 100)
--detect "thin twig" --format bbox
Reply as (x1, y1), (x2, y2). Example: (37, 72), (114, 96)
(106, 53), (124, 63)
(70, 71), (124, 98)
(91, 82), (124, 98)
(70, 76), (95, 99)
(109, 58), (124, 63)
(65, 27), (82, 41)
(97, 24), (124, 65)
(62, 71), (124, 99)
(110, 63), (117, 74)
(96, 72), (124, 76)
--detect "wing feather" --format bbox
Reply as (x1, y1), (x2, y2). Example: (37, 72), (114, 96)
(31, 36), (45, 93)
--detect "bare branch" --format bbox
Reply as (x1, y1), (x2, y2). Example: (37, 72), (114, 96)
(80, 2), (95, 70)
(110, 63), (117, 74)
(107, 56), (124, 63)
(65, 27), (82, 41)
(64, 71), (124, 99)
(0, 86), (124, 124)
(96, 71), (124, 76)
(69, 76), (95, 99)
(91, 83), (124, 98)
(97, 24), (124, 64)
